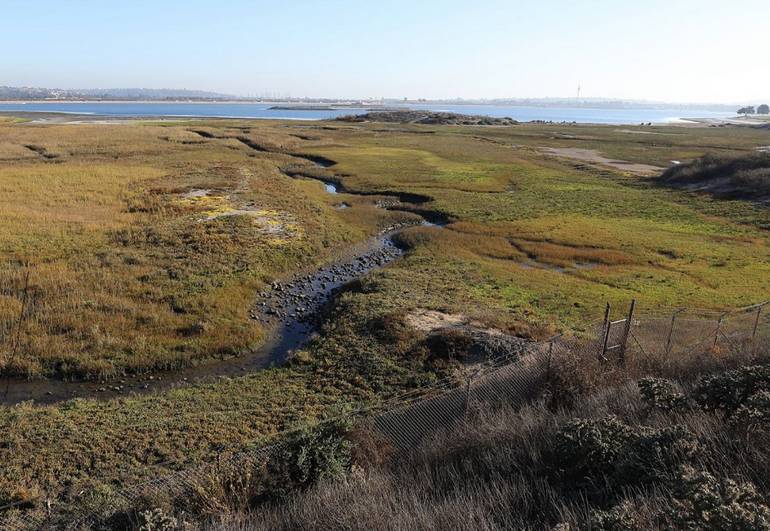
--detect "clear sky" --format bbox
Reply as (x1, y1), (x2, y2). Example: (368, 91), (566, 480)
(3, 0), (769, 103)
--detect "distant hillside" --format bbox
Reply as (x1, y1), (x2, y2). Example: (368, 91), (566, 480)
(0, 86), (235, 101)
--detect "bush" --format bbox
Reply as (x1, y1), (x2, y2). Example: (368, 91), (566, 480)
(693, 365), (770, 416)
(265, 417), (354, 499)
(659, 153), (770, 199)
(668, 467), (770, 530)
(616, 426), (700, 485)
(730, 390), (770, 433)
(138, 508), (180, 531)
(424, 328), (474, 362)
(589, 501), (642, 531)
(554, 416), (635, 483)
(638, 377), (688, 411)
(555, 417), (700, 490)
(370, 312), (421, 356)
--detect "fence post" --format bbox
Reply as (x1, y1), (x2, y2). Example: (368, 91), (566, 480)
(463, 370), (475, 418)
(713, 312), (725, 349)
(665, 309), (681, 356)
(618, 299), (636, 364)
(599, 303), (611, 362)
(752, 304), (763, 342)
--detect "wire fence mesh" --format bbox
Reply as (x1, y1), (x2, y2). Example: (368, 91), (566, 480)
(3, 301), (769, 530)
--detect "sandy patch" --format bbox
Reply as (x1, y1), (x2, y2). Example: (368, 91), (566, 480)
(407, 309), (468, 333)
(542, 147), (663, 175)
(175, 186), (303, 244)
(406, 309), (504, 336)
(181, 188), (213, 199)
(406, 309), (532, 361)
(614, 129), (668, 135)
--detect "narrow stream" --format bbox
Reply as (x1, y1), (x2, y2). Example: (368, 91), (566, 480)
(0, 151), (446, 406)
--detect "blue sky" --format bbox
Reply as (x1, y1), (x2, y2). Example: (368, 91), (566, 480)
(2, 0), (769, 103)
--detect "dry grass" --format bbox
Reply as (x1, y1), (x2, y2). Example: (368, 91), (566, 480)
(194, 344), (770, 531)
(659, 152), (770, 200)
(0, 121), (368, 378)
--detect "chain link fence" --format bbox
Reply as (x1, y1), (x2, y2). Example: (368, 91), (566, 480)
(602, 302), (769, 364)
(2, 301), (769, 530)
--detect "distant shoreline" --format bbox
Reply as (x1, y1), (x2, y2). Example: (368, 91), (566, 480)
(0, 101), (747, 126)
(0, 99), (750, 112)
(0, 100), (295, 105)
(687, 115), (770, 126)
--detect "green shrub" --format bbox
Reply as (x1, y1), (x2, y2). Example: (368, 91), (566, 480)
(616, 426), (700, 485)
(555, 417), (700, 489)
(668, 467), (770, 530)
(371, 312), (420, 349)
(589, 501), (642, 531)
(138, 508), (180, 531)
(730, 390), (770, 433)
(693, 365), (770, 415)
(638, 377), (688, 411)
(265, 417), (354, 499)
(554, 416), (635, 482)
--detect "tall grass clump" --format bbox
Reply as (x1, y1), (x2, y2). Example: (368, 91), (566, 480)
(659, 152), (770, 199)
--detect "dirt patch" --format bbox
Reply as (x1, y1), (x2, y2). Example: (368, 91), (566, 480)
(181, 188), (213, 199)
(406, 309), (504, 336)
(614, 129), (669, 135)
(407, 309), (468, 333)
(406, 309), (531, 361)
(175, 185), (302, 244)
(542, 147), (662, 176)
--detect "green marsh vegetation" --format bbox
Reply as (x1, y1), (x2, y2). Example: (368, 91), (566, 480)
(1, 117), (769, 524)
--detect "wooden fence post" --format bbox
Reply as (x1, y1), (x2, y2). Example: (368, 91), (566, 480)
(752, 304), (764, 342)
(599, 303), (611, 362)
(665, 309), (680, 356)
(618, 299), (636, 364)
(714, 313), (725, 348)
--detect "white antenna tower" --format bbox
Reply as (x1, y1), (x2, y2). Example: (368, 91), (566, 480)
(577, 83), (581, 99)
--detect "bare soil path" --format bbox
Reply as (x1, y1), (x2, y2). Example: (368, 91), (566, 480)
(542, 147), (663, 176)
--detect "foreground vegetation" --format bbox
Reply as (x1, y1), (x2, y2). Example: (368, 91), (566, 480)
(199, 349), (770, 530)
(47, 341), (770, 530)
(1, 116), (770, 525)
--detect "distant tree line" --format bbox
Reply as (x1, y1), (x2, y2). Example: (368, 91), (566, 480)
(738, 104), (770, 116)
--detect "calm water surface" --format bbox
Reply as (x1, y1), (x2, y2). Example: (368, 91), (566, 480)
(0, 101), (734, 124)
